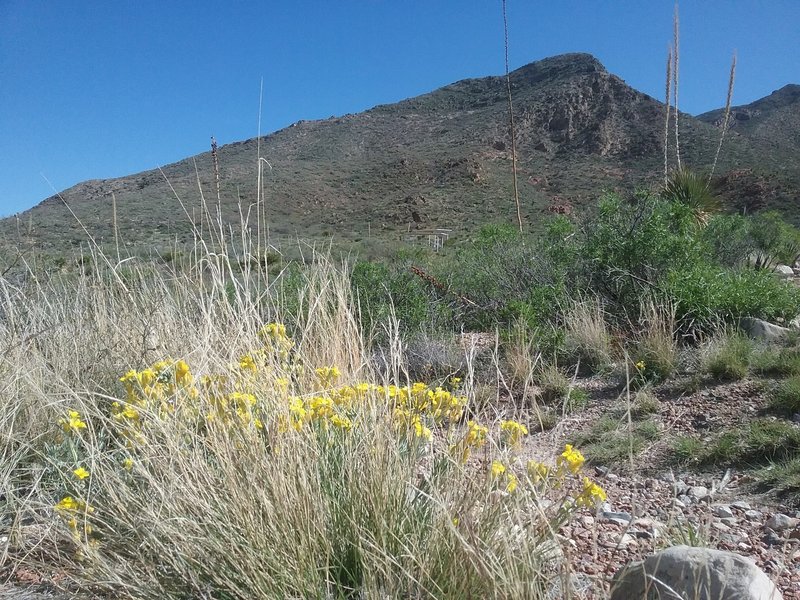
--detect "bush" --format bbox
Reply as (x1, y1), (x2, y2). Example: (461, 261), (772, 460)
(666, 262), (800, 334)
(752, 346), (800, 377)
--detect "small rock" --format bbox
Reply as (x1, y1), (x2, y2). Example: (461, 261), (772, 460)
(720, 517), (738, 527)
(712, 504), (734, 519)
(789, 528), (800, 541)
(688, 486), (709, 500)
(658, 471), (676, 483)
(606, 473), (619, 481)
(763, 530), (783, 547)
(600, 502), (613, 513)
(674, 481), (689, 496)
(765, 513), (799, 532)
(775, 264), (794, 278)
(731, 500), (751, 510)
(675, 496), (690, 508)
(601, 511), (633, 526)
(594, 466), (609, 477)
(712, 521), (731, 533)
(580, 516), (595, 528)
(745, 509), (763, 521)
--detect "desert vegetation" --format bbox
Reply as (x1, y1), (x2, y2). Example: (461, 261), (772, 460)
(3, 169), (800, 596)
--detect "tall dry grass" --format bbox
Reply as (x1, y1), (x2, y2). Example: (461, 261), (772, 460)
(0, 230), (585, 599)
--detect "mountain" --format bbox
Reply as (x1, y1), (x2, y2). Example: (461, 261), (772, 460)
(3, 53), (800, 255)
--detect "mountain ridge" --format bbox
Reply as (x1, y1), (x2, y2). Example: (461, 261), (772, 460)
(4, 53), (799, 254)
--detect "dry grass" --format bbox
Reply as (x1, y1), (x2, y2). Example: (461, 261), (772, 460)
(0, 229), (598, 599)
(563, 297), (613, 374)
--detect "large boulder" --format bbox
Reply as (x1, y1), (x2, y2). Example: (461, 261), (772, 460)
(774, 264), (794, 278)
(610, 545), (783, 600)
(739, 317), (790, 343)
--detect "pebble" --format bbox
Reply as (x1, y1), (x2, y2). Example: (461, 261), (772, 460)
(688, 486), (709, 500)
(712, 504), (734, 519)
(745, 509), (763, 521)
(731, 500), (752, 510)
(720, 517), (738, 527)
(600, 511), (633, 526)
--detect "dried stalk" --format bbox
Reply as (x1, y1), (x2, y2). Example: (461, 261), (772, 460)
(502, 0), (523, 234)
(709, 53), (737, 181)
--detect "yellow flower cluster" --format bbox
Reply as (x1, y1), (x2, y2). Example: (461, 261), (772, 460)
(500, 420), (529, 447)
(59, 410), (87, 433)
(556, 444), (585, 475)
(450, 420), (488, 463)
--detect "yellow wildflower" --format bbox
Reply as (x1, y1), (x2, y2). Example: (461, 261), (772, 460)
(527, 460), (550, 483)
(576, 477), (607, 508)
(330, 414), (353, 431)
(635, 360), (646, 371)
(557, 444), (585, 475)
(73, 467), (90, 481)
(239, 354), (257, 373)
(491, 461), (506, 478)
(59, 410), (87, 433)
(500, 420), (529, 447)
(122, 457), (134, 471)
(506, 473), (519, 493)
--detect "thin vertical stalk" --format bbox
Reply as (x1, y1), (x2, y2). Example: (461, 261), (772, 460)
(502, 0), (523, 235)
(672, 4), (682, 170)
(709, 53), (737, 181)
(663, 47), (673, 186)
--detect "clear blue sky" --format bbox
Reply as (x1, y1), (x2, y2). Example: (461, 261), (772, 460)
(2, 1), (798, 217)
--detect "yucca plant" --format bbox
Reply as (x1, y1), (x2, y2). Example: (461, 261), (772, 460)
(661, 168), (721, 227)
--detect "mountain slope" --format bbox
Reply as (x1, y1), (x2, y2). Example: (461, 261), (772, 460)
(3, 53), (799, 254)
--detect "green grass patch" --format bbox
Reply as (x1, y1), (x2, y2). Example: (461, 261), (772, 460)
(702, 332), (752, 381)
(702, 418), (800, 466)
(751, 345), (800, 377)
(576, 414), (660, 466)
(770, 376), (800, 415)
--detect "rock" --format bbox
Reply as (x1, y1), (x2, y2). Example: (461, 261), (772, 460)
(765, 513), (799, 532)
(739, 317), (790, 343)
(745, 509), (764, 521)
(600, 511), (633, 526)
(610, 545), (783, 600)
(712, 504), (734, 519)
(763, 529), (783, 547)
(688, 485), (709, 500)
(674, 480), (689, 496)
(774, 264), (794, 278)
(720, 517), (738, 527)
(789, 315), (800, 330)
(731, 500), (752, 510)
(675, 496), (689, 508)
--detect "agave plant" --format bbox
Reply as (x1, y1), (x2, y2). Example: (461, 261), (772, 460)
(661, 168), (721, 226)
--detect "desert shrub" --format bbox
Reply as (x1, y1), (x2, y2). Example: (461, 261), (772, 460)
(665, 262), (800, 333)
(702, 330), (753, 381)
(582, 192), (703, 319)
(749, 210), (800, 269)
(351, 260), (445, 338)
(702, 213), (754, 268)
(440, 220), (577, 332)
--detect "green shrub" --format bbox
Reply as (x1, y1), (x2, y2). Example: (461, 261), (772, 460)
(666, 262), (800, 333)
(702, 331), (752, 381)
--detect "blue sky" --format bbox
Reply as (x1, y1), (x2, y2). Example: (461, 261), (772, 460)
(1, 1), (798, 217)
